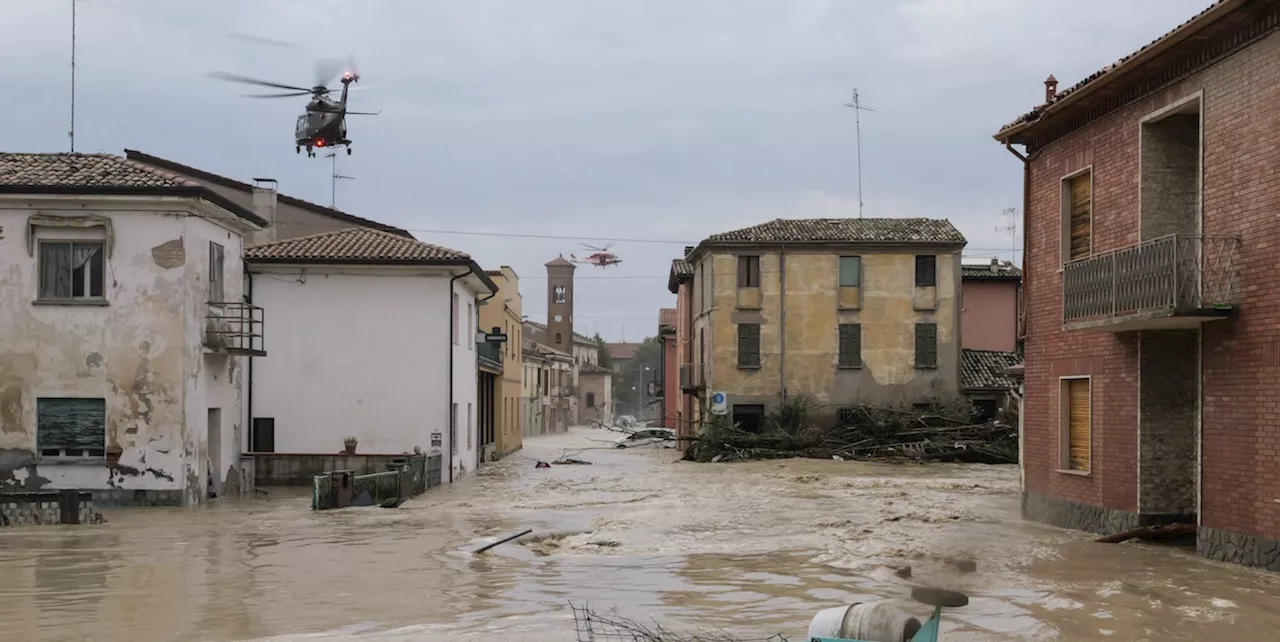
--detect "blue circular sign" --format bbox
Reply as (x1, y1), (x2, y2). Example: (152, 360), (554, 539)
(710, 392), (726, 404)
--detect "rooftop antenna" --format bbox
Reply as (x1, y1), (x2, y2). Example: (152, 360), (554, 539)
(69, 0), (80, 152)
(842, 88), (874, 219)
(324, 151), (355, 208)
(996, 207), (1019, 264)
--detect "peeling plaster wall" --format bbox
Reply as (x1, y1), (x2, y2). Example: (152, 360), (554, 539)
(701, 248), (963, 412)
(0, 199), (249, 502)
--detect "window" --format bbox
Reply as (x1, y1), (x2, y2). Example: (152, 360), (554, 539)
(737, 323), (761, 368)
(555, 333), (563, 344)
(36, 397), (106, 459)
(838, 256), (861, 287)
(208, 241), (225, 303)
(452, 293), (459, 344)
(251, 418), (275, 453)
(554, 285), (567, 303)
(737, 255), (761, 288)
(1061, 378), (1092, 472)
(914, 323), (937, 369)
(451, 403), (459, 454)
(586, 392), (596, 407)
(837, 407), (856, 424)
(1064, 170), (1092, 263)
(914, 255), (937, 287)
(838, 323), (862, 368)
(38, 241), (105, 301)
(732, 404), (766, 433)
(467, 303), (474, 350)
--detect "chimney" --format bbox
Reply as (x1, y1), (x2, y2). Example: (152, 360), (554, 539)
(683, 246), (694, 258)
(991, 257), (999, 273)
(1044, 74), (1059, 103)
(251, 178), (278, 245)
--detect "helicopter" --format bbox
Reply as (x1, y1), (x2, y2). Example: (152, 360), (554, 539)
(569, 243), (623, 268)
(208, 58), (380, 157)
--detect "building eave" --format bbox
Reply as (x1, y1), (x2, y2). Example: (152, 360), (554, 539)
(0, 184), (267, 227)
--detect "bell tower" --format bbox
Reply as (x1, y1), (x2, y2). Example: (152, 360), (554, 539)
(546, 255), (576, 348)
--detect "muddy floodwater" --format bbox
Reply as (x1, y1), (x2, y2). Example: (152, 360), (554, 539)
(2, 427), (1278, 641)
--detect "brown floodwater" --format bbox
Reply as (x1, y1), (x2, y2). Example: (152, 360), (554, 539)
(1, 427), (1278, 641)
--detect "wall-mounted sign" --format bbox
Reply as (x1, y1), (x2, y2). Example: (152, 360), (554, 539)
(430, 432), (442, 448)
(710, 391), (728, 416)
(485, 333), (508, 343)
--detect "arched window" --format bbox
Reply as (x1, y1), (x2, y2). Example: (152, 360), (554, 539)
(555, 333), (563, 344)
(553, 285), (567, 303)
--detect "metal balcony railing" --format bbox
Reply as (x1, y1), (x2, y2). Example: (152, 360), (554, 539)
(1062, 235), (1240, 325)
(679, 363), (705, 392)
(477, 340), (503, 370)
(205, 302), (266, 356)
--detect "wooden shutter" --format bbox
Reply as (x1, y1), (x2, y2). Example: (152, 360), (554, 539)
(737, 323), (760, 367)
(838, 323), (861, 367)
(738, 256), (760, 287)
(914, 255), (937, 287)
(1068, 173), (1092, 261)
(1067, 379), (1091, 470)
(914, 323), (937, 368)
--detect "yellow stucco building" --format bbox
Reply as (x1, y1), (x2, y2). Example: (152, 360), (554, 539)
(684, 218), (966, 429)
(480, 266), (524, 458)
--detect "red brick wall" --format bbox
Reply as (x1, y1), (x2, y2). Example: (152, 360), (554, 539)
(1022, 29), (1280, 538)
(662, 335), (679, 429)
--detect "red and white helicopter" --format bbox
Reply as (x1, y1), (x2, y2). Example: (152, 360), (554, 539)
(570, 243), (623, 268)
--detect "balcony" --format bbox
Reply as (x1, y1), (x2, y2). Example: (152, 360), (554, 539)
(477, 340), (503, 372)
(204, 302), (266, 357)
(679, 363), (705, 392)
(1062, 235), (1240, 332)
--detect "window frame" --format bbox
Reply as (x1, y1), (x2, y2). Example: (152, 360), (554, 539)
(36, 397), (107, 461)
(1058, 375), (1093, 474)
(1060, 166), (1094, 268)
(838, 256), (862, 288)
(452, 293), (460, 344)
(737, 255), (761, 288)
(914, 255), (937, 288)
(36, 239), (107, 304)
(737, 323), (761, 369)
(914, 322), (938, 369)
(553, 285), (567, 304)
(208, 241), (226, 303)
(837, 323), (862, 369)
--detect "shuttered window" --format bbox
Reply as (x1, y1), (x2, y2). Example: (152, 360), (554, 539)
(1065, 378), (1091, 471)
(838, 256), (861, 287)
(914, 255), (937, 287)
(838, 323), (862, 368)
(209, 241), (225, 303)
(737, 256), (760, 288)
(37, 398), (106, 459)
(1067, 172), (1092, 262)
(737, 323), (761, 368)
(914, 323), (937, 369)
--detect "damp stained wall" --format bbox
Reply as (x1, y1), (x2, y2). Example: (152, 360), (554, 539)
(0, 197), (253, 503)
(694, 247), (963, 412)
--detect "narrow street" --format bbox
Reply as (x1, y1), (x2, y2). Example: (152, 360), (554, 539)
(2, 427), (1278, 641)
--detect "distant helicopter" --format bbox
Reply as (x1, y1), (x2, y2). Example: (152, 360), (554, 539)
(570, 243), (623, 268)
(208, 58), (380, 157)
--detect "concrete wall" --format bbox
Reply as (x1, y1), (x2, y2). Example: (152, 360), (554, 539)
(248, 268), (465, 468)
(699, 248), (963, 413)
(961, 281), (1019, 352)
(0, 198), (252, 505)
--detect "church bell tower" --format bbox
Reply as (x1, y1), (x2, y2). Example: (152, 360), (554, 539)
(545, 255), (576, 347)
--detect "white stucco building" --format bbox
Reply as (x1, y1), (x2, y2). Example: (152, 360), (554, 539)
(244, 226), (496, 482)
(0, 153), (268, 505)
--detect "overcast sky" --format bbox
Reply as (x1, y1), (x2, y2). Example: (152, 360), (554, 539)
(2, 0), (1212, 342)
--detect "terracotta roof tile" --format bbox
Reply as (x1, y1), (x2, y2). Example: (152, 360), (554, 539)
(659, 308), (677, 330)
(961, 349), (1023, 392)
(580, 362), (611, 374)
(961, 260), (1022, 281)
(0, 153), (202, 189)
(703, 218), (965, 245)
(244, 227), (469, 263)
(672, 258), (693, 276)
(607, 342), (640, 360)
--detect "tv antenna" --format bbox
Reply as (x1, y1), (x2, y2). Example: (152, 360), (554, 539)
(996, 207), (1019, 261)
(324, 151), (355, 208)
(842, 88), (874, 219)
(69, 0), (82, 152)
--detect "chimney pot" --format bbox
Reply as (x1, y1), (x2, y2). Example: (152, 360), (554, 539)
(1044, 74), (1059, 103)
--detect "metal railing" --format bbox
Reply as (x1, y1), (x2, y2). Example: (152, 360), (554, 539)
(1062, 235), (1240, 323)
(679, 363), (705, 391)
(477, 340), (503, 370)
(205, 301), (266, 356)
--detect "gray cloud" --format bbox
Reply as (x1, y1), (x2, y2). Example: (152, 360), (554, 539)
(1, 0), (1212, 339)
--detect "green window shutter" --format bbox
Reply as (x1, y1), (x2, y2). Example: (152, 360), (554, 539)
(914, 255), (937, 287)
(915, 323), (937, 368)
(838, 324), (861, 367)
(738, 323), (761, 367)
(838, 256), (861, 287)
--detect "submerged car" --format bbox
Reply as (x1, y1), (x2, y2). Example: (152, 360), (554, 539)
(614, 428), (676, 449)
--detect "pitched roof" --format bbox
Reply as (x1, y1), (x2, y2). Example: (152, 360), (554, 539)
(962, 260), (1022, 282)
(522, 320), (597, 345)
(658, 308), (677, 332)
(0, 152), (266, 226)
(668, 256), (694, 293)
(124, 149), (412, 237)
(522, 338), (572, 360)
(245, 226), (469, 263)
(607, 342), (641, 360)
(702, 218), (966, 245)
(546, 255), (576, 268)
(994, 0), (1245, 142)
(961, 350), (1024, 392)
(580, 362), (611, 375)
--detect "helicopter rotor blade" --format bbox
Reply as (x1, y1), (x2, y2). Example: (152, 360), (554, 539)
(344, 110), (382, 116)
(228, 33), (298, 49)
(208, 71), (312, 93)
(243, 91), (314, 99)
(314, 58), (346, 88)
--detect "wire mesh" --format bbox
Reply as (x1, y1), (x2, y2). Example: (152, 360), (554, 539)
(571, 603), (789, 642)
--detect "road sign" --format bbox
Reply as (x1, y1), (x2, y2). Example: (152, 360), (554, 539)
(485, 333), (508, 343)
(710, 391), (727, 416)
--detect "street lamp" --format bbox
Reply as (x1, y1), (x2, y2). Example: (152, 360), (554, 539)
(636, 365), (651, 419)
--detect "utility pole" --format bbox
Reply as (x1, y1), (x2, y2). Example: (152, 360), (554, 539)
(996, 207), (1019, 264)
(325, 151), (355, 208)
(842, 88), (874, 219)
(69, 0), (78, 152)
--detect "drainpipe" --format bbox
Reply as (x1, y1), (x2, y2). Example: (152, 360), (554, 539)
(1005, 143), (1031, 347)
(779, 244), (787, 404)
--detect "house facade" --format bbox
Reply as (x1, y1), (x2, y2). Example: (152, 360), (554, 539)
(657, 308), (678, 429)
(244, 227), (495, 483)
(961, 258), (1022, 353)
(521, 342), (548, 437)
(684, 218), (967, 430)
(520, 339), (575, 434)
(479, 267), (524, 460)
(994, 0), (1278, 571)
(668, 250), (696, 446)
(0, 153), (267, 505)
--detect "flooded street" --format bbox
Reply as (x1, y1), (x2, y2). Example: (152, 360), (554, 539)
(2, 427), (1278, 642)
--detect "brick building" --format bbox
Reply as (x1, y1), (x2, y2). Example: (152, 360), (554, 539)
(994, 0), (1279, 571)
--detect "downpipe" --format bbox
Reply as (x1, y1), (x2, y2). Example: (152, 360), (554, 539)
(1005, 143), (1030, 494)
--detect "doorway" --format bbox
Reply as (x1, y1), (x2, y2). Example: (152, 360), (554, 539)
(207, 408), (222, 499)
